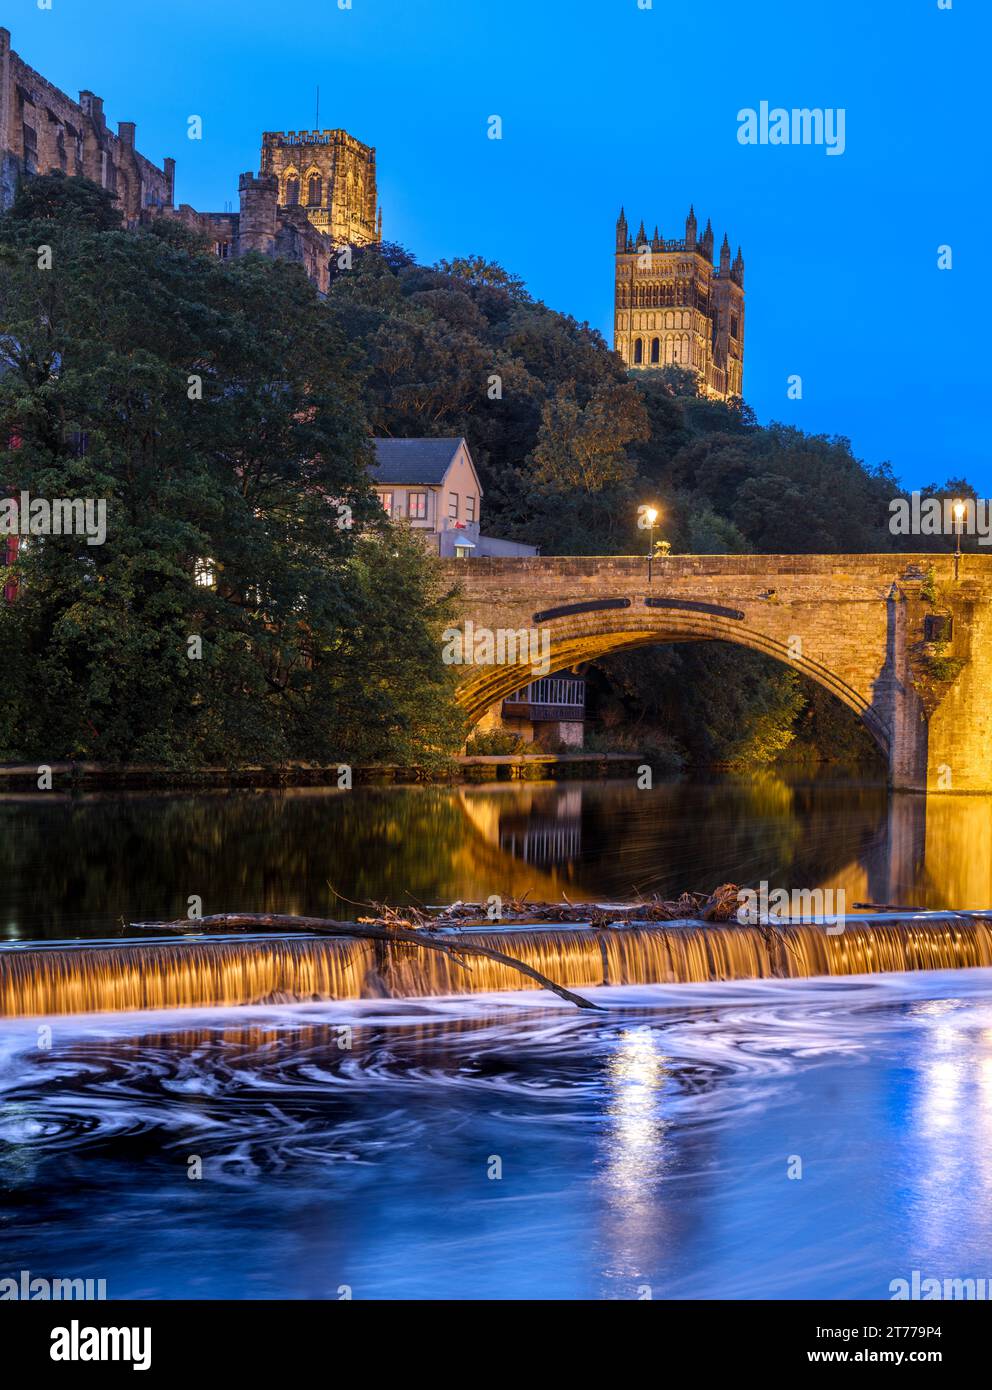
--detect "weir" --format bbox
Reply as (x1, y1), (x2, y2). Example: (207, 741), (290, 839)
(3, 914), (992, 1018)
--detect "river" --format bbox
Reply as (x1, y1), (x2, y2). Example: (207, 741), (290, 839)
(2, 772), (991, 941)
(3, 774), (992, 1300)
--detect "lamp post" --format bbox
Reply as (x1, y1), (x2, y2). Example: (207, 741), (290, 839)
(644, 506), (658, 582)
(953, 499), (965, 580)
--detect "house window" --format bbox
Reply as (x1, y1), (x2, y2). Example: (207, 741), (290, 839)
(284, 176), (300, 206)
(408, 492), (427, 520)
(465, 495), (476, 523)
(731, 314), (740, 340)
(378, 491), (393, 516)
(650, 337), (660, 364)
(448, 493), (459, 520)
(307, 174), (322, 207)
(633, 338), (643, 364)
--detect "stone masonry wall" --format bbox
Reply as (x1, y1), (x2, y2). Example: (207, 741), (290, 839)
(0, 27), (173, 222)
(439, 554), (992, 793)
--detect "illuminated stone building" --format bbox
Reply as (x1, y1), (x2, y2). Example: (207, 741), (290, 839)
(259, 129), (380, 247)
(613, 205), (745, 400)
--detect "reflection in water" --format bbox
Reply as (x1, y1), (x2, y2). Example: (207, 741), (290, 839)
(2, 774), (992, 944)
(601, 1027), (673, 1291)
(6, 774), (992, 1300)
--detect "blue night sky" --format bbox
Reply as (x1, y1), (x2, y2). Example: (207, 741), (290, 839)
(9, 0), (988, 491)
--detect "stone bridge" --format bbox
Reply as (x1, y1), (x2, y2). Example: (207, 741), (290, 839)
(438, 553), (992, 794)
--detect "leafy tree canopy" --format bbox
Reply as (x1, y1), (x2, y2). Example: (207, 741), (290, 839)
(0, 175), (463, 766)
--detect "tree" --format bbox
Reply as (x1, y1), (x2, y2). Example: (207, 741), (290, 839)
(434, 255), (529, 301)
(530, 381), (647, 494)
(0, 175), (462, 767)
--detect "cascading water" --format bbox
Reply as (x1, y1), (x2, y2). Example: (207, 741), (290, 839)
(0, 935), (374, 1018)
(3, 915), (992, 1018)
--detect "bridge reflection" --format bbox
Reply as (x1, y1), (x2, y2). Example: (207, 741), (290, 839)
(461, 778), (992, 913)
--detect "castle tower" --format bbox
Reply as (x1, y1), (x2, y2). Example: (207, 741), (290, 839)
(259, 128), (380, 246)
(238, 171), (279, 256)
(613, 203), (745, 400)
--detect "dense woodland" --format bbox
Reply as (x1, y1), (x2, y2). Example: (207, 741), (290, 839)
(0, 177), (975, 768)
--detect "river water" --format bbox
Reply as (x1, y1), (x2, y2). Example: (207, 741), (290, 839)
(3, 974), (992, 1299)
(3, 775), (992, 1299)
(3, 772), (992, 941)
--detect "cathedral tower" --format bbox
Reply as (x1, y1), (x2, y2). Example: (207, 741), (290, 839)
(613, 204), (745, 400)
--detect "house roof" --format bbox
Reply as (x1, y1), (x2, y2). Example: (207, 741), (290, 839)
(370, 437), (467, 486)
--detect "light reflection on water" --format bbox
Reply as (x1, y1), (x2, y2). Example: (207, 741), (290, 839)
(4, 970), (992, 1298)
(5, 773), (992, 943)
(601, 1027), (673, 1289)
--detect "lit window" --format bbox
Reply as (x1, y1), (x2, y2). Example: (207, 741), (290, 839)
(378, 491), (393, 516)
(194, 558), (216, 589)
(408, 492), (427, 520)
(448, 493), (459, 520)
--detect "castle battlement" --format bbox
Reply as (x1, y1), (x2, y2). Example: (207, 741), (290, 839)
(238, 171), (277, 191)
(262, 129), (376, 159)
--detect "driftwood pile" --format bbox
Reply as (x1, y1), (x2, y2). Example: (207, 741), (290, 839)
(364, 883), (744, 931)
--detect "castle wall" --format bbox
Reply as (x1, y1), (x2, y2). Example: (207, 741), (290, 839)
(0, 26), (173, 222)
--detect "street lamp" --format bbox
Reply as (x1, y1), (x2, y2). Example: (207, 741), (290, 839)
(644, 505), (659, 582)
(953, 499), (966, 579)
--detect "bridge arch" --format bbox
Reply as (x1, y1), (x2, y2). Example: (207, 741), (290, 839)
(455, 608), (892, 758)
(440, 552), (992, 792)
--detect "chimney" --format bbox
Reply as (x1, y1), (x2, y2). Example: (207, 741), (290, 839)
(79, 91), (105, 126)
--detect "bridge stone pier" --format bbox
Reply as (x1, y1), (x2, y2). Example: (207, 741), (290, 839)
(438, 553), (992, 794)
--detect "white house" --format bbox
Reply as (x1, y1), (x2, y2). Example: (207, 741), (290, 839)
(370, 437), (537, 558)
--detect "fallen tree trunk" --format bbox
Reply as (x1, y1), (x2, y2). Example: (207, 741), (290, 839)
(129, 912), (602, 1012)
